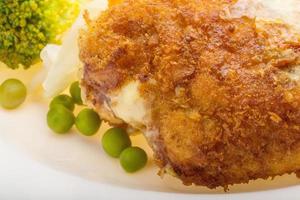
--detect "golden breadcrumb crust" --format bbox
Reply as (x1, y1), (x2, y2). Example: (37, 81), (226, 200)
(79, 0), (300, 189)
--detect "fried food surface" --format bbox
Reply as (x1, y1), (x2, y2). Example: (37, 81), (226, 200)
(79, 0), (300, 189)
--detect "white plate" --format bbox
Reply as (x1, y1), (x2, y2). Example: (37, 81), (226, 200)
(1, 66), (300, 200)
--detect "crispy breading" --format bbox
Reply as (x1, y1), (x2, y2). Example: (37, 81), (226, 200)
(79, 0), (300, 189)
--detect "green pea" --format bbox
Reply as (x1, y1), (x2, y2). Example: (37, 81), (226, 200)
(47, 104), (75, 134)
(50, 94), (74, 111)
(0, 79), (27, 109)
(120, 147), (148, 173)
(102, 127), (131, 158)
(75, 108), (101, 136)
(69, 81), (83, 105)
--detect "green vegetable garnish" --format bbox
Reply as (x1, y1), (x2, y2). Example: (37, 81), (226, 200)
(0, 0), (80, 69)
(102, 128), (131, 158)
(47, 104), (75, 134)
(50, 94), (75, 111)
(120, 147), (148, 173)
(75, 108), (101, 136)
(70, 81), (83, 105)
(0, 79), (27, 109)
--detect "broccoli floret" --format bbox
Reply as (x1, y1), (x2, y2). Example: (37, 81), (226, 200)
(0, 0), (80, 69)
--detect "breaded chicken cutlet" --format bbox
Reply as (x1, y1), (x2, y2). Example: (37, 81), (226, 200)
(79, 0), (300, 189)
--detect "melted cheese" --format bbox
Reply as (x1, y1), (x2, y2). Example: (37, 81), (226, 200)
(109, 81), (148, 129)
